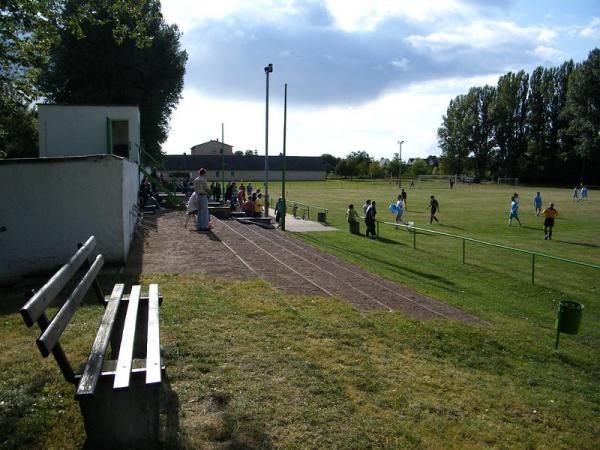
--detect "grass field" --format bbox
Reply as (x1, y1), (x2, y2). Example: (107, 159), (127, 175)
(1, 180), (599, 449)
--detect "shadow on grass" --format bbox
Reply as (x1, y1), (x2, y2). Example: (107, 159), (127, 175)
(437, 223), (464, 231)
(552, 239), (600, 249)
(299, 234), (457, 287)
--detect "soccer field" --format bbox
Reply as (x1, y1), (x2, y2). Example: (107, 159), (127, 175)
(266, 179), (600, 337)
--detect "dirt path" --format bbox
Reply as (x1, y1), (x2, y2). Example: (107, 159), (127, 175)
(126, 211), (487, 325)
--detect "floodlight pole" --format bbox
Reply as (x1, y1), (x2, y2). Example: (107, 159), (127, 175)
(281, 83), (288, 231)
(397, 140), (404, 187)
(264, 63), (273, 217)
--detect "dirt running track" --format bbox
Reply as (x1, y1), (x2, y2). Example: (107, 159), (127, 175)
(127, 211), (487, 326)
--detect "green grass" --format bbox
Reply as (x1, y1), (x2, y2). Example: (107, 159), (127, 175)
(1, 180), (599, 449)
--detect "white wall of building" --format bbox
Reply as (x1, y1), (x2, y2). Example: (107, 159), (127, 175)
(0, 155), (138, 283)
(38, 105), (140, 162)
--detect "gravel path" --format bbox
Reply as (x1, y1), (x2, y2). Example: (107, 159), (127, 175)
(126, 211), (488, 325)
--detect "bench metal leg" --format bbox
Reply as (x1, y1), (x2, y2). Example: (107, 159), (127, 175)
(78, 376), (160, 449)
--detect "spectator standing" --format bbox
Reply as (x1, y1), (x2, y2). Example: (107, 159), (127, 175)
(363, 199), (371, 216)
(194, 168), (210, 231)
(395, 195), (406, 226)
(346, 204), (360, 235)
(275, 197), (285, 227)
(365, 201), (377, 239)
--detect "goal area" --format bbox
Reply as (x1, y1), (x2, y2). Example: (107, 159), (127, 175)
(417, 174), (458, 187)
(497, 177), (519, 186)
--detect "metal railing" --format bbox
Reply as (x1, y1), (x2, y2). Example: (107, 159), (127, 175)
(375, 219), (600, 285)
(270, 199), (328, 221)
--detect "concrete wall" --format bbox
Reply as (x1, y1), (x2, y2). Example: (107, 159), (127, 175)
(0, 155), (138, 283)
(38, 105), (140, 163)
(167, 170), (326, 182)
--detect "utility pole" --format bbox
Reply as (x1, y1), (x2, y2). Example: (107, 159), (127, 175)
(397, 140), (404, 187)
(264, 63), (273, 217)
(281, 83), (288, 231)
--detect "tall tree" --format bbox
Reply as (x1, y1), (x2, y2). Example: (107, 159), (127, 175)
(563, 49), (600, 183)
(438, 95), (471, 175)
(321, 153), (340, 175)
(0, 1), (61, 157)
(41, 0), (187, 161)
(491, 70), (529, 178)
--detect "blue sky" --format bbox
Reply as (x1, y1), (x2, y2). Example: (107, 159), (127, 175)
(160, 0), (599, 160)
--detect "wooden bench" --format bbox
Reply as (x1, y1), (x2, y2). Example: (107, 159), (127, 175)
(20, 236), (164, 449)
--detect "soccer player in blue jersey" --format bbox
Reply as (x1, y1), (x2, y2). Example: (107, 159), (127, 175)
(508, 193), (522, 226)
(533, 192), (542, 216)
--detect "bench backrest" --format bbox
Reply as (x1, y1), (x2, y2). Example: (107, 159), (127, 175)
(20, 236), (105, 383)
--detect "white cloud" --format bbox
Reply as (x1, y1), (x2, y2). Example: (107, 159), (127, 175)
(533, 45), (566, 63)
(323, 0), (469, 31)
(580, 17), (600, 39)
(161, 0), (298, 32)
(406, 20), (557, 53)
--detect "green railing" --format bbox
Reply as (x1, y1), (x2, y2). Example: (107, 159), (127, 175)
(138, 148), (183, 207)
(375, 219), (600, 285)
(276, 200), (328, 221)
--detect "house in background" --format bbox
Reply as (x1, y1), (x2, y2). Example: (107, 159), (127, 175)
(38, 104), (140, 162)
(191, 140), (233, 156)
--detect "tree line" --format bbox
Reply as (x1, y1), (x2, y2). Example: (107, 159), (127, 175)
(437, 49), (600, 185)
(0, 0), (187, 162)
(321, 151), (437, 180)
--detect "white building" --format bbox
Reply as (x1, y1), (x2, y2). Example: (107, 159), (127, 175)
(38, 104), (140, 162)
(0, 105), (142, 283)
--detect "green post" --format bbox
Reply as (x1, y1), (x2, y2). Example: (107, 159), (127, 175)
(555, 312), (561, 351)
(413, 227), (416, 249)
(377, 220), (379, 237)
(462, 239), (466, 264)
(532, 254), (535, 285)
(281, 83), (287, 231)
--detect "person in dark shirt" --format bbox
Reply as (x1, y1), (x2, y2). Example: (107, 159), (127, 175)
(365, 201), (377, 239)
(428, 195), (440, 224)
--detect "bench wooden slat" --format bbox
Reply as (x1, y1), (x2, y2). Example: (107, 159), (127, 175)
(76, 284), (124, 397)
(105, 293), (164, 306)
(113, 285), (141, 390)
(36, 254), (104, 357)
(21, 236), (97, 327)
(146, 284), (161, 385)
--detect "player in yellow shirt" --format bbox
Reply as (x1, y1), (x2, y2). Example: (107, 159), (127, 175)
(541, 203), (559, 240)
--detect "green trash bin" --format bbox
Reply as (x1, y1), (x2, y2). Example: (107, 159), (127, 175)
(317, 212), (327, 222)
(555, 300), (584, 335)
